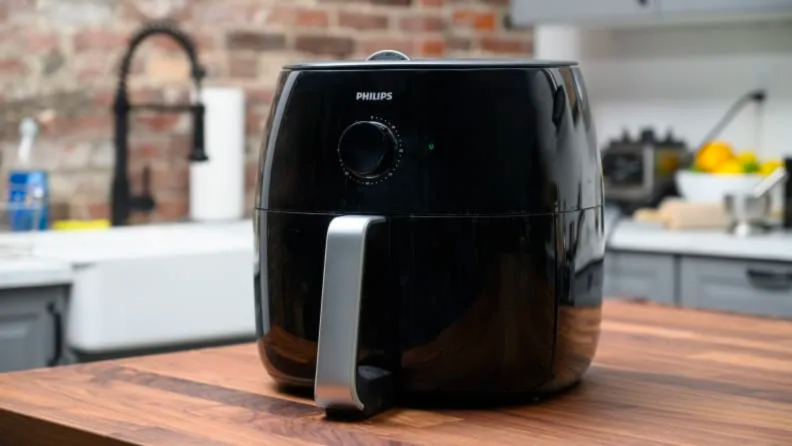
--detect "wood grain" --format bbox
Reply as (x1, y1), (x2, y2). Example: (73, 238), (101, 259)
(1, 300), (792, 445)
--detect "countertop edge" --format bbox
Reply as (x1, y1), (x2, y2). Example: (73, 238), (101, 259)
(0, 260), (73, 290)
(606, 219), (792, 262)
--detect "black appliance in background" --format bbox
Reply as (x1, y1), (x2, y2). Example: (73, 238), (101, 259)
(111, 22), (209, 226)
(601, 127), (687, 213)
(253, 50), (606, 419)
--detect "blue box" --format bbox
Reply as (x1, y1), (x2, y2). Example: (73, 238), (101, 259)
(8, 170), (49, 231)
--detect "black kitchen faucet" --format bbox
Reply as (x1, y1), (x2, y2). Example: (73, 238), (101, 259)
(112, 21), (209, 226)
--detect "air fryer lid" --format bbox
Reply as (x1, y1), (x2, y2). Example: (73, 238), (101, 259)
(285, 49), (577, 71)
(258, 50), (601, 216)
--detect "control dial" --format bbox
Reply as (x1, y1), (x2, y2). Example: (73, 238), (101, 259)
(337, 121), (398, 180)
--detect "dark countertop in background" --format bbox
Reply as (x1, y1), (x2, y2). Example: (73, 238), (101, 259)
(0, 300), (791, 445)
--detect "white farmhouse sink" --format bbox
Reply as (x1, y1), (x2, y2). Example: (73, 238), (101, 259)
(0, 222), (256, 353)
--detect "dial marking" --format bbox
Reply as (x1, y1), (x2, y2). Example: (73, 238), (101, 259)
(343, 115), (404, 186)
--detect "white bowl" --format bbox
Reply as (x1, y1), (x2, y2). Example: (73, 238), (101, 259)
(675, 170), (763, 203)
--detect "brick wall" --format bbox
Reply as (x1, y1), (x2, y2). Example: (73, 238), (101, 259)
(0, 0), (532, 224)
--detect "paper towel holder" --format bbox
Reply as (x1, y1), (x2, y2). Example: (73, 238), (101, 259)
(111, 21), (209, 227)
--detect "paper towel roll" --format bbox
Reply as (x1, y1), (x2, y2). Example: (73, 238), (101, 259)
(190, 87), (246, 221)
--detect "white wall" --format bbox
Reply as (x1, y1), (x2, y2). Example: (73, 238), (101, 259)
(536, 19), (792, 159)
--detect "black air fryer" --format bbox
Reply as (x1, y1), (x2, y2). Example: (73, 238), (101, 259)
(254, 50), (606, 419)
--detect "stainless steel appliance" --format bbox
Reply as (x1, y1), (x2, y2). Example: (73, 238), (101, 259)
(602, 128), (687, 212)
(726, 167), (789, 236)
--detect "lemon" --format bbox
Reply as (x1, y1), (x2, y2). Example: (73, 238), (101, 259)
(760, 159), (783, 176)
(737, 150), (758, 165)
(695, 140), (735, 172)
(712, 159), (745, 175)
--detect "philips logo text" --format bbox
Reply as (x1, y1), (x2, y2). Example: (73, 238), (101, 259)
(356, 92), (393, 101)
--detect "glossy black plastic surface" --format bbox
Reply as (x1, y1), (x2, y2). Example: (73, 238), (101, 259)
(254, 61), (605, 401)
(255, 208), (604, 397)
(256, 66), (601, 215)
(338, 121), (398, 179)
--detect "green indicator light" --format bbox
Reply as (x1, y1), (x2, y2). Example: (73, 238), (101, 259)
(428, 143), (435, 151)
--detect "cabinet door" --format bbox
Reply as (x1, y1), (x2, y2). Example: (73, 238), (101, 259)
(604, 251), (677, 304)
(511, 0), (659, 25)
(661, 0), (792, 14)
(680, 257), (792, 319)
(0, 287), (65, 373)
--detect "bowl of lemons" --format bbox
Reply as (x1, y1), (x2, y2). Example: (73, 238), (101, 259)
(675, 141), (782, 203)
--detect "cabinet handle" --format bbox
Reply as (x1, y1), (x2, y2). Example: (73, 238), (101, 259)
(746, 268), (792, 291)
(47, 303), (64, 367)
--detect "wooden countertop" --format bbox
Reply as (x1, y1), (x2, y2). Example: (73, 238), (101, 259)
(1, 300), (791, 446)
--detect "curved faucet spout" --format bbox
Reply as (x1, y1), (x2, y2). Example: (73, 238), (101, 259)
(111, 21), (209, 227)
(118, 21), (206, 87)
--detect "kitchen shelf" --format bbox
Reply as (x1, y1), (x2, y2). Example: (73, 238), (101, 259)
(510, 0), (792, 27)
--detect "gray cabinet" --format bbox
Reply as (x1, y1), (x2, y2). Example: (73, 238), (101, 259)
(605, 250), (792, 319)
(510, 0), (792, 25)
(660, 0), (792, 14)
(0, 286), (68, 373)
(511, 0), (658, 24)
(679, 257), (792, 319)
(604, 251), (676, 304)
